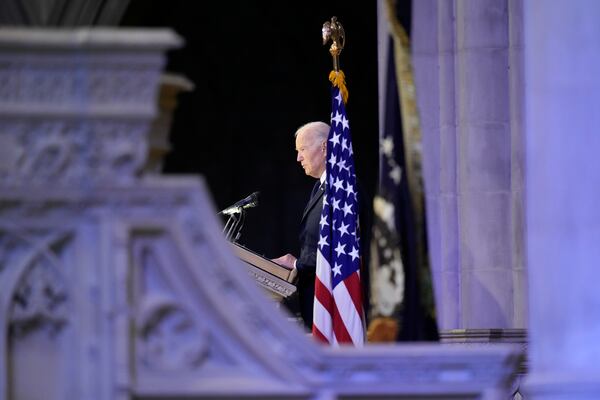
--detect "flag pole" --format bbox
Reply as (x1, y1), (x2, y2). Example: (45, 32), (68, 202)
(322, 16), (349, 104)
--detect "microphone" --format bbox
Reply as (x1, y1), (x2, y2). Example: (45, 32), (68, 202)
(219, 191), (259, 215)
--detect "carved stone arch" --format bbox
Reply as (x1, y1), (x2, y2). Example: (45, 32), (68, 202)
(167, 218), (325, 379)
(3, 230), (71, 301)
(9, 247), (69, 336)
(1, 229), (70, 332)
(0, 230), (32, 399)
(127, 224), (313, 394)
(2, 229), (72, 400)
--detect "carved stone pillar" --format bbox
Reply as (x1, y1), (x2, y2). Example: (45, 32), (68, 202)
(0, 27), (182, 400)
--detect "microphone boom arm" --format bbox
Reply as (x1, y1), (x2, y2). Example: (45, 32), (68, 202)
(220, 191), (258, 242)
(219, 191), (259, 216)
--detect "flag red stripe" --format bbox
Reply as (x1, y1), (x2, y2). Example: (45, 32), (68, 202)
(313, 275), (333, 342)
(312, 325), (329, 344)
(314, 276), (333, 308)
(332, 278), (363, 344)
(343, 271), (363, 315)
(332, 303), (353, 343)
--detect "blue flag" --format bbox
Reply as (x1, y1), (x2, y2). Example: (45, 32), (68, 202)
(367, 1), (438, 342)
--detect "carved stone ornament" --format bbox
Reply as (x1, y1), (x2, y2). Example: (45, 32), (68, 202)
(0, 28), (182, 187)
(138, 296), (208, 370)
(10, 254), (69, 338)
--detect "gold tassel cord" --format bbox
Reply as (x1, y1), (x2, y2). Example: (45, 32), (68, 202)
(329, 70), (349, 104)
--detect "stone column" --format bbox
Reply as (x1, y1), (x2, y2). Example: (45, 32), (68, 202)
(454, 0), (513, 329)
(413, 0), (460, 331)
(523, 1), (600, 398)
(508, 0), (527, 330)
(436, 0), (461, 331)
(414, 0), (527, 343)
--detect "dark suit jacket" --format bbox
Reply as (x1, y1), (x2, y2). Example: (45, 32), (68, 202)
(293, 178), (372, 331)
(295, 180), (325, 329)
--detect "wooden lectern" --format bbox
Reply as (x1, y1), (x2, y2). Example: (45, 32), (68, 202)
(229, 242), (297, 301)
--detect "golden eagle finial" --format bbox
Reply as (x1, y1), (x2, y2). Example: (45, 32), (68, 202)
(322, 16), (345, 71)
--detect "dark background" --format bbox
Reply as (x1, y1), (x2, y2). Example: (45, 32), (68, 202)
(121, 1), (379, 259)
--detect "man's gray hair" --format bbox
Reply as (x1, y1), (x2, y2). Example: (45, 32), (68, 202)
(294, 121), (330, 141)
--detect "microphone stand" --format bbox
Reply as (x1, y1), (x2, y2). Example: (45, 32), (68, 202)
(220, 191), (258, 242)
(223, 208), (246, 243)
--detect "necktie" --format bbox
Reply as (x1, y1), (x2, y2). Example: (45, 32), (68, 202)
(303, 180), (323, 217)
(310, 180), (322, 199)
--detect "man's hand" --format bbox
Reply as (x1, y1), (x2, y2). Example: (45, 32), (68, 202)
(272, 254), (297, 270)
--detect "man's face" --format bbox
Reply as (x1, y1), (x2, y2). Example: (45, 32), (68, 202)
(295, 130), (326, 178)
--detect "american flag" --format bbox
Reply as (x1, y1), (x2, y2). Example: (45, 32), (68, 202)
(312, 84), (365, 346)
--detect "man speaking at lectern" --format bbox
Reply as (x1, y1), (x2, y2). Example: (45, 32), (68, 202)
(273, 121), (328, 330)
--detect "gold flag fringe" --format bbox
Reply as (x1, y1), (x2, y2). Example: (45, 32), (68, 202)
(329, 70), (349, 104)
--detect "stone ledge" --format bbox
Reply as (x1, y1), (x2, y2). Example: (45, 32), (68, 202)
(0, 28), (183, 50)
(440, 328), (527, 343)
